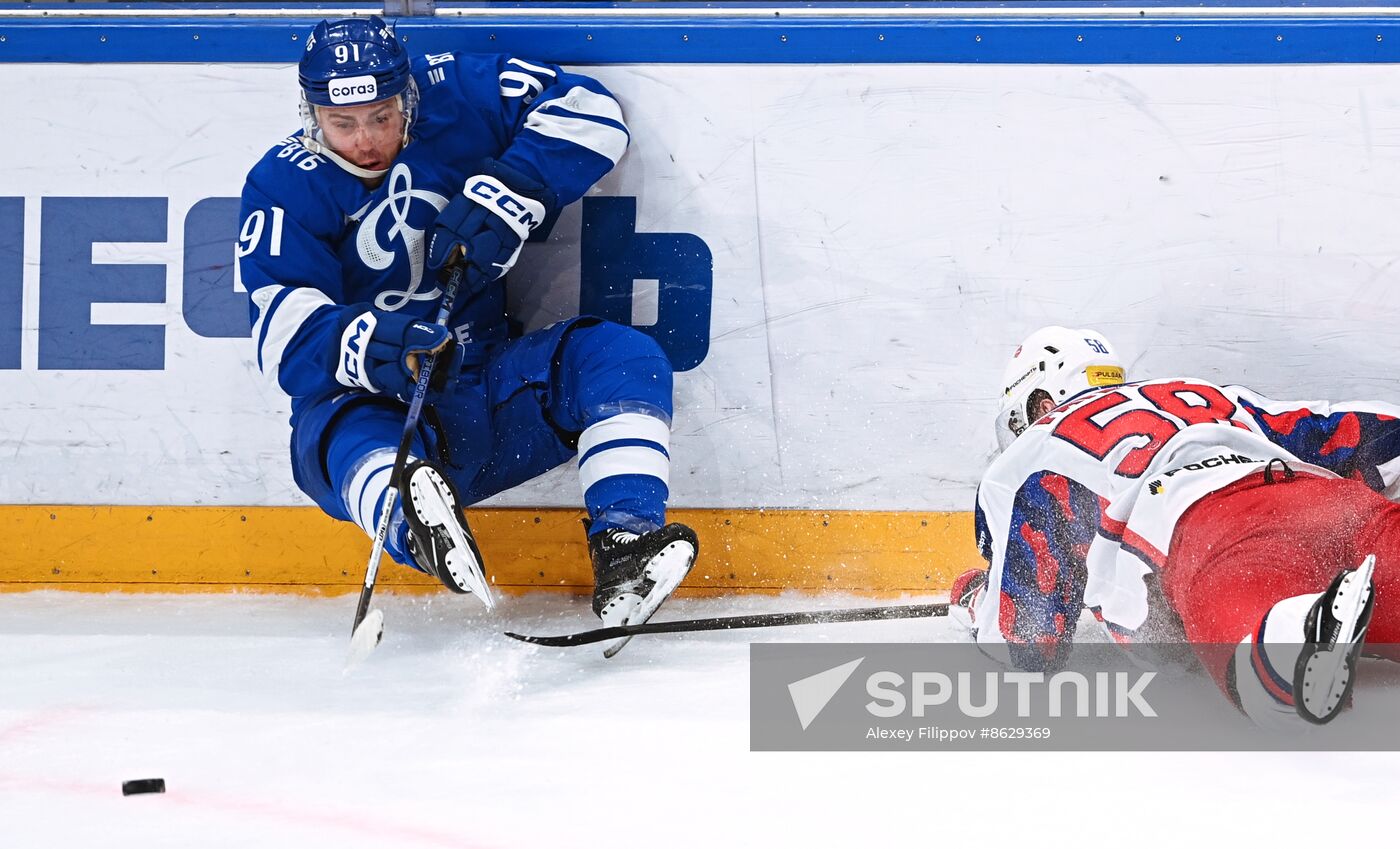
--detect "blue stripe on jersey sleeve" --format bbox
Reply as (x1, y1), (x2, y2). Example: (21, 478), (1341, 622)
(501, 69), (628, 205)
(531, 102), (630, 137)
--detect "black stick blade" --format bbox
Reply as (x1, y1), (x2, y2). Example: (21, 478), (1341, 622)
(503, 627), (629, 647)
(503, 603), (948, 648)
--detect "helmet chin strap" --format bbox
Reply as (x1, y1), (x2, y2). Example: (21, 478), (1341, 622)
(300, 133), (392, 181)
(298, 91), (413, 184)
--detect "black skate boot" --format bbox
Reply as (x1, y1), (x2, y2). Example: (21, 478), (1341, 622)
(400, 460), (493, 607)
(590, 523), (698, 657)
(1293, 554), (1376, 724)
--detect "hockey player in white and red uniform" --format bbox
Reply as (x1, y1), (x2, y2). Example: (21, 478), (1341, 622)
(954, 326), (1393, 724)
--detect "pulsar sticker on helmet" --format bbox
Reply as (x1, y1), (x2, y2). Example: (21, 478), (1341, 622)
(1086, 365), (1125, 386)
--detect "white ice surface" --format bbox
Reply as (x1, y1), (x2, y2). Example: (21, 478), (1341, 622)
(2, 591), (1397, 849)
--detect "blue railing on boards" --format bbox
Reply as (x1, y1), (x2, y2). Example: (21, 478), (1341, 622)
(4, 3), (1400, 62)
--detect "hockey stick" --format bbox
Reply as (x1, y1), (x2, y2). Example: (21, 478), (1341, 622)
(503, 602), (949, 648)
(347, 257), (471, 665)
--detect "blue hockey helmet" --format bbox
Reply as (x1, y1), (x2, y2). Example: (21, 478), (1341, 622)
(299, 15), (411, 107)
(298, 16), (418, 157)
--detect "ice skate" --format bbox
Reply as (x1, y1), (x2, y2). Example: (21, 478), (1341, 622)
(401, 460), (494, 607)
(590, 523), (698, 657)
(1293, 554), (1376, 724)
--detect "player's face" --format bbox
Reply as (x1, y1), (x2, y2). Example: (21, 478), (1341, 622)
(316, 99), (405, 171)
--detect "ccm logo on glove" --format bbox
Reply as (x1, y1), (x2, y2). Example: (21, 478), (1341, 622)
(465, 176), (546, 240)
(335, 309), (460, 401)
(424, 162), (557, 280)
(338, 313), (379, 391)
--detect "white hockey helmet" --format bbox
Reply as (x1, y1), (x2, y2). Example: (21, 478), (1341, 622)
(994, 326), (1126, 451)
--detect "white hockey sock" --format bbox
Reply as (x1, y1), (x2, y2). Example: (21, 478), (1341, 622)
(576, 412), (671, 529)
(1232, 593), (1317, 728)
(341, 447), (410, 544)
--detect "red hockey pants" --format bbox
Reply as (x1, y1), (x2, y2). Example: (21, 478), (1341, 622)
(1162, 469), (1400, 692)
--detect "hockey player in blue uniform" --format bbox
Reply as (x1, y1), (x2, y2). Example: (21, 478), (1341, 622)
(236, 16), (697, 649)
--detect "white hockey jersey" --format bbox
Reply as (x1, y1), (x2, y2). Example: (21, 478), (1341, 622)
(971, 377), (1400, 671)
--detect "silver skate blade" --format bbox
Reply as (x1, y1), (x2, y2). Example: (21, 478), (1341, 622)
(601, 635), (634, 659)
(463, 568), (495, 611)
(446, 534), (494, 611)
(598, 594), (643, 658)
(346, 608), (385, 669)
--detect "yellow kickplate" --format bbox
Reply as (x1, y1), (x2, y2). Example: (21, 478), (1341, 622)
(0, 506), (979, 595)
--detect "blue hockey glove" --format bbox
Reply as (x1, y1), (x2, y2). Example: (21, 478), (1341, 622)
(334, 309), (463, 402)
(425, 159), (557, 282)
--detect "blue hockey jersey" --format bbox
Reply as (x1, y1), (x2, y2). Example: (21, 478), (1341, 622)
(236, 52), (629, 406)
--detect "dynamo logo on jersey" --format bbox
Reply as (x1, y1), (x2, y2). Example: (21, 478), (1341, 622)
(354, 163), (449, 311)
(2, 192), (713, 372)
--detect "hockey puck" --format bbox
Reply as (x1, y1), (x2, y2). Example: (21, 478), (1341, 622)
(121, 778), (165, 796)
